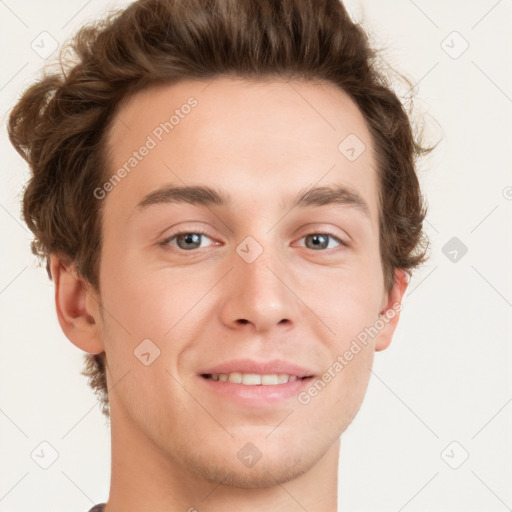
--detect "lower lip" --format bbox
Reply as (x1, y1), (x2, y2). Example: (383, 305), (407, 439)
(198, 375), (315, 406)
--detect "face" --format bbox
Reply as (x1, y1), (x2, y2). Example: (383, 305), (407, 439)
(90, 77), (404, 487)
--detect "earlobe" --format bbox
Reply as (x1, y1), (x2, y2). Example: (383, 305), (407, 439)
(50, 254), (105, 355)
(374, 268), (409, 352)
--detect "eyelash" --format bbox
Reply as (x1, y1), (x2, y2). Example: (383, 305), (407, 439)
(160, 229), (348, 254)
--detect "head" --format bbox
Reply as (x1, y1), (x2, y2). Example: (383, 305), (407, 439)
(8, 0), (430, 488)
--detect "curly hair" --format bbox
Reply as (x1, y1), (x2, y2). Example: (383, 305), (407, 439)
(7, 0), (433, 419)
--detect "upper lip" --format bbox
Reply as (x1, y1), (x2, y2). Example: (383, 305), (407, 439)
(199, 358), (315, 378)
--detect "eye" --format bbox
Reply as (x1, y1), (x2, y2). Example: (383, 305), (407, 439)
(160, 230), (348, 254)
(298, 233), (347, 251)
(161, 230), (216, 251)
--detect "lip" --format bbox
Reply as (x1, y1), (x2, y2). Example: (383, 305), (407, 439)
(197, 358), (316, 407)
(198, 358), (314, 378)
(198, 373), (315, 406)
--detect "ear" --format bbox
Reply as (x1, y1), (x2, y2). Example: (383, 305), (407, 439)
(50, 253), (105, 355)
(374, 268), (409, 352)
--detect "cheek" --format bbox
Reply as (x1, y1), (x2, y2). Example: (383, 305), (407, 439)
(100, 255), (199, 339)
(311, 276), (381, 409)
(336, 348), (374, 419)
(99, 271), (189, 405)
(298, 342), (374, 433)
(322, 276), (383, 340)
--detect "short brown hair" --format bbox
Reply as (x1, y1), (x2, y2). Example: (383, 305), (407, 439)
(8, 0), (433, 419)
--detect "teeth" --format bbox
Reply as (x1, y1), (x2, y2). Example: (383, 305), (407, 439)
(207, 372), (301, 385)
(228, 372), (243, 384)
(262, 374), (278, 385)
(242, 373), (260, 385)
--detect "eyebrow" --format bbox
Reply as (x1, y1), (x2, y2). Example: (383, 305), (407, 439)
(136, 184), (371, 218)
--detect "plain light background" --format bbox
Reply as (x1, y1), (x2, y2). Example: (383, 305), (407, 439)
(1, 1), (511, 511)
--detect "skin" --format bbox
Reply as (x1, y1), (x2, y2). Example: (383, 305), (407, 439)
(51, 77), (408, 512)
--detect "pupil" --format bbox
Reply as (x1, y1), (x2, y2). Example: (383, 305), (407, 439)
(181, 233), (200, 248)
(309, 234), (327, 249)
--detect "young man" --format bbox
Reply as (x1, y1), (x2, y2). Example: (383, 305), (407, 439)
(8, 0), (430, 510)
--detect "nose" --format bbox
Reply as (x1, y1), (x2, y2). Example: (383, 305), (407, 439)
(218, 242), (298, 333)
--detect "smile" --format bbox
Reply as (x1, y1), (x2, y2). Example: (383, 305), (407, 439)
(202, 372), (307, 385)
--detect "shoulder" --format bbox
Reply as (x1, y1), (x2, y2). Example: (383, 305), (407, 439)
(87, 504), (106, 512)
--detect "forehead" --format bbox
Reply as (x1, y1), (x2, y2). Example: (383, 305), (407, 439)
(104, 77), (379, 224)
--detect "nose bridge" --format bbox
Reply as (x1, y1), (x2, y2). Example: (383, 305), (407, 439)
(220, 232), (297, 332)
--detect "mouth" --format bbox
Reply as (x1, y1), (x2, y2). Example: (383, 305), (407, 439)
(198, 371), (315, 406)
(201, 372), (313, 385)
(197, 358), (317, 406)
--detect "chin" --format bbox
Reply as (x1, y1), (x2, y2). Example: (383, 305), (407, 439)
(179, 427), (333, 489)
(194, 449), (318, 489)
